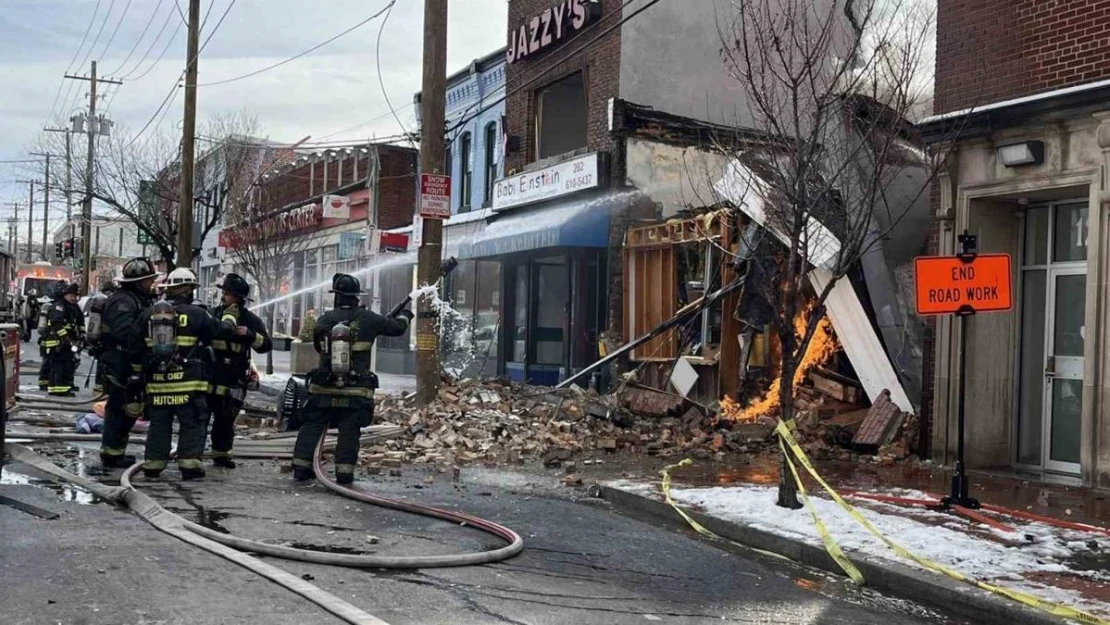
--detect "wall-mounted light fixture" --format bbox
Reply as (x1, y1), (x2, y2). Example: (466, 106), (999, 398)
(997, 141), (1045, 167)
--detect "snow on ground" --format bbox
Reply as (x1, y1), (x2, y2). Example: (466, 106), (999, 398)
(609, 480), (1110, 617)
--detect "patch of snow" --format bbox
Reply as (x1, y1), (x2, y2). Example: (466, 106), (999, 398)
(610, 481), (1110, 618)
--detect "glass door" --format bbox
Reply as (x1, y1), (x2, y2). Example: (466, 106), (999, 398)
(1016, 202), (1088, 474)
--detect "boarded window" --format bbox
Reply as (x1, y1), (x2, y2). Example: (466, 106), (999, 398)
(535, 72), (587, 160)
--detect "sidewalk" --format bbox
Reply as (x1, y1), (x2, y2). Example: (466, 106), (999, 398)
(254, 348), (416, 396)
(602, 457), (1110, 625)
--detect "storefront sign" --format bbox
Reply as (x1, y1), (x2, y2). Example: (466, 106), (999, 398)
(493, 152), (601, 211)
(322, 194), (350, 219)
(507, 0), (600, 64)
(379, 231), (410, 253)
(914, 254), (1013, 315)
(420, 173), (451, 219)
(338, 231), (364, 260)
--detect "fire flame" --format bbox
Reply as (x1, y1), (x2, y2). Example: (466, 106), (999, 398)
(722, 303), (838, 421)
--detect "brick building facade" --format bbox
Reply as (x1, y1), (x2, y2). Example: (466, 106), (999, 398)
(936, 0), (1110, 114)
(920, 0), (1110, 484)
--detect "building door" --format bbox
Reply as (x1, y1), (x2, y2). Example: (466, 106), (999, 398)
(1017, 202), (1088, 474)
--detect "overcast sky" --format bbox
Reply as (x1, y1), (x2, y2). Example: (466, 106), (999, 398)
(0, 0), (507, 239)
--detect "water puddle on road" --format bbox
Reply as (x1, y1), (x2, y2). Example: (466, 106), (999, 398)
(1, 469), (99, 505)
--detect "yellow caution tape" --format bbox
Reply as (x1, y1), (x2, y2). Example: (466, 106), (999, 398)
(779, 436), (864, 585)
(659, 459), (790, 562)
(774, 420), (1110, 625)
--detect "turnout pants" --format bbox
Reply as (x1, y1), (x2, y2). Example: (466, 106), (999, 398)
(144, 393), (210, 472)
(38, 345), (51, 389)
(292, 394), (371, 476)
(47, 345), (76, 395)
(209, 392), (243, 459)
(100, 380), (144, 460)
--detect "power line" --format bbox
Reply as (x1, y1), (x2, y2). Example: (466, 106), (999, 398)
(75, 0), (116, 72)
(124, 0), (233, 147)
(312, 104), (415, 143)
(376, 1), (411, 145)
(94, 0), (134, 63)
(45, 0), (103, 124)
(194, 0), (394, 87)
(104, 0), (165, 76)
(119, 3), (179, 79)
(122, 13), (182, 80)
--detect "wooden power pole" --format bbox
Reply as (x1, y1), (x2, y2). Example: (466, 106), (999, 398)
(177, 0), (201, 269)
(415, 0), (449, 406)
(65, 61), (121, 294)
(44, 128), (73, 223)
(29, 152), (51, 260)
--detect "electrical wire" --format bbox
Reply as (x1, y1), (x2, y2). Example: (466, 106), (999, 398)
(122, 15), (183, 81)
(120, 4), (179, 79)
(375, 1), (412, 145)
(93, 0), (135, 64)
(124, 0), (233, 148)
(311, 104), (415, 143)
(75, 0), (116, 73)
(45, 0), (103, 125)
(194, 0), (395, 87)
(104, 0), (165, 76)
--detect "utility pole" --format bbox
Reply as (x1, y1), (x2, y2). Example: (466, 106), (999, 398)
(30, 152), (51, 260)
(44, 128), (73, 223)
(177, 0), (201, 269)
(415, 0), (448, 406)
(65, 60), (121, 294)
(15, 180), (35, 263)
(7, 203), (19, 261)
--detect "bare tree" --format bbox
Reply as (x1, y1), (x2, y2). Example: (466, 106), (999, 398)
(711, 0), (937, 508)
(32, 111), (271, 269)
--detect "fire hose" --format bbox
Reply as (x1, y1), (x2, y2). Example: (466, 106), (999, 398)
(5, 431), (524, 624)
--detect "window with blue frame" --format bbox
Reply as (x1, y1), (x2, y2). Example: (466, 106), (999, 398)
(460, 132), (473, 212)
(483, 122), (498, 207)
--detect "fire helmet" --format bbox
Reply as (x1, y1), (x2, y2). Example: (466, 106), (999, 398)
(329, 273), (364, 297)
(219, 273), (251, 300)
(164, 268), (199, 288)
(119, 257), (158, 283)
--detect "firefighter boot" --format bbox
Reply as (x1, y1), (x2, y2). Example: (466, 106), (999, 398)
(180, 466), (207, 481)
(142, 468), (163, 479)
(213, 456), (237, 469)
(100, 453), (136, 468)
(293, 466), (315, 481)
(336, 472), (355, 485)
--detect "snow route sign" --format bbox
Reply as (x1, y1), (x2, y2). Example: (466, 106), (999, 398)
(420, 173), (451, 219)
(914, 254), (1013, 315)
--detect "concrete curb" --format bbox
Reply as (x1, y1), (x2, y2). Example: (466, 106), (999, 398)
(600, 485), (1066, 625)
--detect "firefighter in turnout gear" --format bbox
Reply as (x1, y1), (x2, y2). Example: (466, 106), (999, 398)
(36, 286), (53, 390)
(139, 268), (234, 480)
(46, 283), (84, 396)
(98, 258), (159, 468)
(208, 273), (272, 468)
(291, 273), (411, 484)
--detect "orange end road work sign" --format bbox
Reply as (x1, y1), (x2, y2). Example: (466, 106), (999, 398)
(914, 254), (1013, 315)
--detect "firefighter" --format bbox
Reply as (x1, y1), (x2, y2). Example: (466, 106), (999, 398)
(98, 258), (158, 468)
(291, 273), (411, 484)
(139, 268), (234, 480)
(208, 273), (272, 469)
(45, 283), (84, 396)
(36, 286), (53, 390)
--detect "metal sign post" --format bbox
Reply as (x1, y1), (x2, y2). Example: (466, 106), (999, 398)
(914, 230), (1014, 510)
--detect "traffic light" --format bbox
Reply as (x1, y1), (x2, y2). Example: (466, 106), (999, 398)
(65, 238), (76, 258)
(54, 241), (63, 259)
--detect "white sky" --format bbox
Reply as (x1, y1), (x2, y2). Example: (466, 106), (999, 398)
(0, 0), (507, 239)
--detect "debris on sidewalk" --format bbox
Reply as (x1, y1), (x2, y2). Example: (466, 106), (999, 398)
(362, 378), (780, 469)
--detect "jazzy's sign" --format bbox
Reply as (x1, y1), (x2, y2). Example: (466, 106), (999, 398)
(507, 0), (601, 65)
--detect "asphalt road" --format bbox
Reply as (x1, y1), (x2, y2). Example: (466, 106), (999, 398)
(3, 360), (972, 625)
(0, 447), (976, 625)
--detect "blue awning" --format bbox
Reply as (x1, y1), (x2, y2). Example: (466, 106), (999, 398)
(459, 197), (611, 259)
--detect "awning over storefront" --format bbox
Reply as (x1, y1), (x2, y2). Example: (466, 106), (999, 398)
(459, 197), (610, 259)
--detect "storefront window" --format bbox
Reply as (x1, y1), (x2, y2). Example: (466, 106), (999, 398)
(460, 132), (473, 211)
(513, 265), (528, 362)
